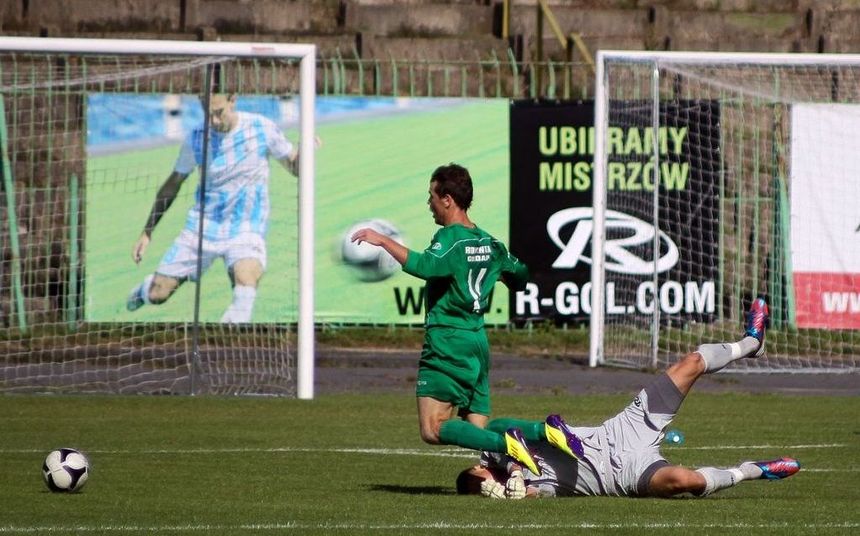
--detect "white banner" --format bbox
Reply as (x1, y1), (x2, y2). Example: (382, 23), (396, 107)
(790, 104), (860, 328)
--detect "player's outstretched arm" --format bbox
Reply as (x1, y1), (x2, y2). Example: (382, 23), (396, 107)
(132, 171), (187, 264)
(351, 227), (409, 265)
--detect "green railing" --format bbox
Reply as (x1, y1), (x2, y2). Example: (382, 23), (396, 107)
(317, 47), (594, 99)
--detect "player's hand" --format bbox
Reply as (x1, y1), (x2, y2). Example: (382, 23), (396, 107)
(132, 233), (150, 265)
(480, 479), (507, 500)
(350, 228), (386, 247)
(505, 470), (526, 500)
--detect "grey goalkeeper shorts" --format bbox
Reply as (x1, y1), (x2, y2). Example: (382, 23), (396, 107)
(601, 373), (683, 496)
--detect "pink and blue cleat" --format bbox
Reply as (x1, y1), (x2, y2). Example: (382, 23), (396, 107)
(745, 296), (770, 357)
(750, 457), (800, 480)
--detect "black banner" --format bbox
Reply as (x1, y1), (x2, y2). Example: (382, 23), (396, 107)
(509, 100), (720, 323)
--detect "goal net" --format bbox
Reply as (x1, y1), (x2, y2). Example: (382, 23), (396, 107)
(591, 51), (859, 372)
(0, 38), (316, 396)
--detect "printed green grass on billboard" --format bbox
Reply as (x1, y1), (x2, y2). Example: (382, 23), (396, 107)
(316, 98), (510, 324)
(85, 98), (509, 324)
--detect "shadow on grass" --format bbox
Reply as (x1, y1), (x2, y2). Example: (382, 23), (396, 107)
(369, 484), (453, 495)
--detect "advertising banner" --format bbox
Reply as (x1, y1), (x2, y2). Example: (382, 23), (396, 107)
(790, 104), (860, 329)
(85, 96), (511, 324)
(509, 100), (720, 323)
(85, 94), (299, 323)
(314, 98), (511, 324)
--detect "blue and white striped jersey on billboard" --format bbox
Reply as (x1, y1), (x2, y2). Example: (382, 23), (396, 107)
(174, 111), (293, 241)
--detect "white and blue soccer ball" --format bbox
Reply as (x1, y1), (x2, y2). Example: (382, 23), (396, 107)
(340, 219), (403, 282)
(42, 448), (90, 492)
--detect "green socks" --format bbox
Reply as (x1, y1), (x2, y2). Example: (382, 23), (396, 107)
(438, 419), (506, 452)
(437, 417), (549, 453)
(485, 418), (546, 442)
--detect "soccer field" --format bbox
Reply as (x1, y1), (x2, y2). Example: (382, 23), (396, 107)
(2, 393), (858, 535)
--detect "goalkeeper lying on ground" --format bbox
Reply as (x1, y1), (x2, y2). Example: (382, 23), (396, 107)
(456, 296), (801, 499)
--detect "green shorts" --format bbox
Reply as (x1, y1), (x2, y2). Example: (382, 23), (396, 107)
(416, 326), (491, 416)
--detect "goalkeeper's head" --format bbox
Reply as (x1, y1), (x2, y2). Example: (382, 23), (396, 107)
(455, 465), (500, 495)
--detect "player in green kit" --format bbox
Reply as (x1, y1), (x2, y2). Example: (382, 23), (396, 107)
(351, 163), (583, 475)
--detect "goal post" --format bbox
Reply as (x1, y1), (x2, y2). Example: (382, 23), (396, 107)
(0, 37), (316, 397)
(591, 50), (860, 373)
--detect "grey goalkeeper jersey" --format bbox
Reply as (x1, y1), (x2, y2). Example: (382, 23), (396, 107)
(481, 426), (606, 497)
(481, 384), (674, 497)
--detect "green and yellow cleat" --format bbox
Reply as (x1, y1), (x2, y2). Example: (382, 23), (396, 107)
(504, 428), (541, 476)
(545, 414), (585, 459)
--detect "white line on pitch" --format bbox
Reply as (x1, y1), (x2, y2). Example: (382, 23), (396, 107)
(1, 447), (474, 458)
(0, 443), (849, 457)
(1, 522), (859, 533)
(802, 468), (854, 472)
(676, 443), (850, 450)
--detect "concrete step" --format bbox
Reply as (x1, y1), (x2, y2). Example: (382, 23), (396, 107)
(666, 10), (802, 41)
(23, 0), (180, 32)
(819, 8), (860, 34)
(343, 0), (493, 37)
(509, 5), (649, 42)
(184, 0), (342, 34)
(647, 0), (803, 13)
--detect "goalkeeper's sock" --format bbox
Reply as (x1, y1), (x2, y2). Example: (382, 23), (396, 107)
(697, 337), (761, 373)
(439, 420), (506, 452)
(485, 418), (545, 442)
(695, 467), (740, 496)
(738, 462), (764, 480)
(221, 285), (256, 323)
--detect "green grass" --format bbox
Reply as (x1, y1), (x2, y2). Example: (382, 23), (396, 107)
(1, 393), (858, 535)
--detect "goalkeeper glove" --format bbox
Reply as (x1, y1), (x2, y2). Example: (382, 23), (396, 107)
(505, 470), (526, 500)
(480, 479), (507, 500)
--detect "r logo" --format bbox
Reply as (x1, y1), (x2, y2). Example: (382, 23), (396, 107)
(547, 208), (679, 274)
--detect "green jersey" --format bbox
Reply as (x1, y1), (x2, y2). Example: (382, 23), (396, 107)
(403, 224), (528, 330)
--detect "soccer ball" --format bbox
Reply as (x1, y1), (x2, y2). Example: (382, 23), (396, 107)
(42, 448), (90, 492)
(340, 219), (403, 282)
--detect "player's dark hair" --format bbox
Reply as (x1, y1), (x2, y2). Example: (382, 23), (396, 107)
(431, 163), (473, 211)
(455, 468), (484, 495)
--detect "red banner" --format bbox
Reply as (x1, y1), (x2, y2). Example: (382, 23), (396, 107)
(794, 273), (860, 329)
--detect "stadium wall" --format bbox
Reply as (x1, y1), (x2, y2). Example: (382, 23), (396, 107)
(1, 1), (858, 61)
